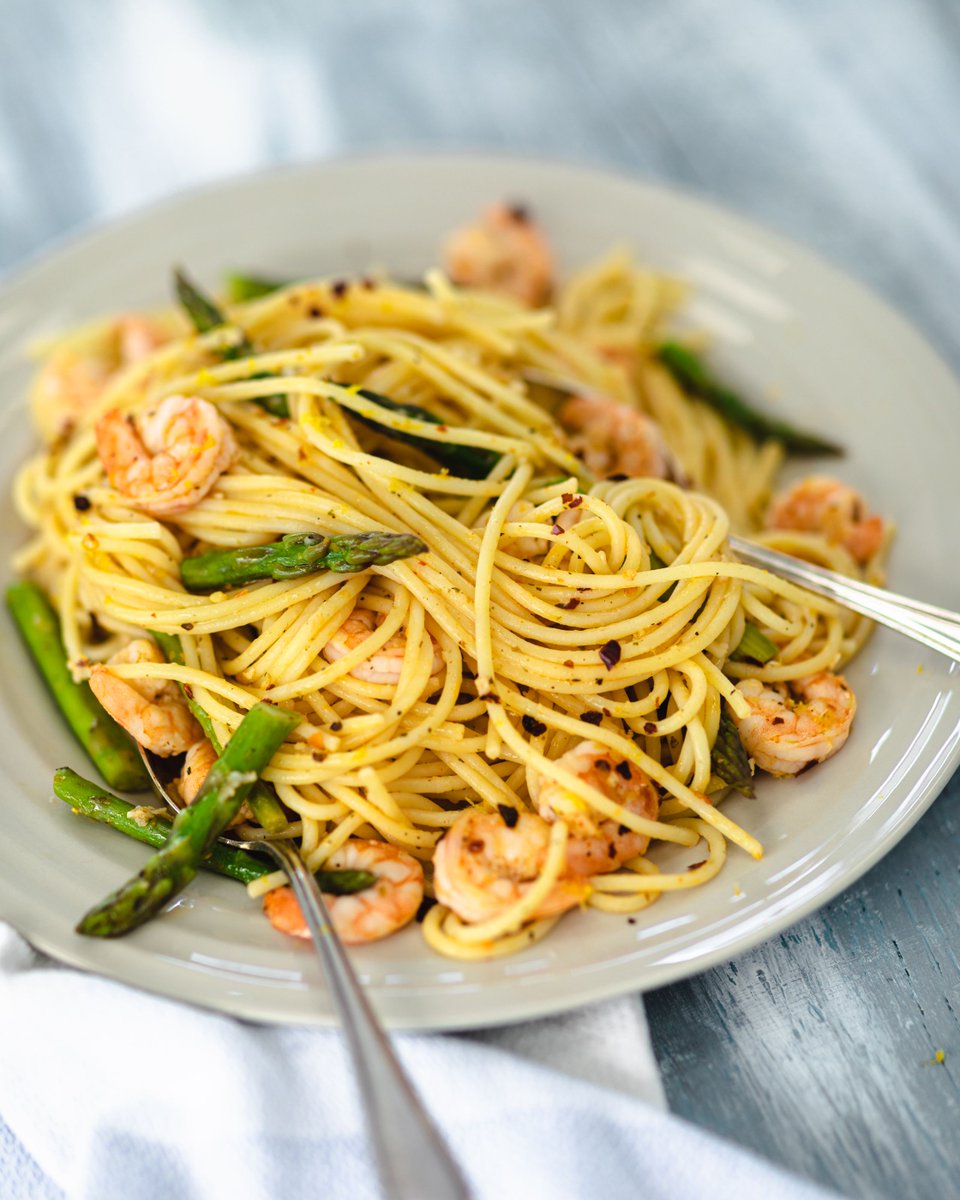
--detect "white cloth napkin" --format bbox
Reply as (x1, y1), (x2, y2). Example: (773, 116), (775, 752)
(0, 924), (835, 1200)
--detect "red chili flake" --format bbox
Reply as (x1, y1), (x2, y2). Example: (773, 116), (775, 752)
(73, 494), (91, 512)
(562, 598), (581, 610)
(688, 859), (708, 870)
(644, 722), (657, 734)
(551, 523), (563, 536)
(436, 424), (447, 432)
(615, 761), (632, 780)
(182, 684), (194, 699)
(331, 280), (348, 298)
(522, 715), (547, 736)
(561, 492), (573, 504)
(599, 640), (621, 670)
(567, 495), (583, 508)
(497, 804), (519, 828)
(361, 277), (376, 290)
(581, 711), (603, 726)
(563, 659), (575, 668)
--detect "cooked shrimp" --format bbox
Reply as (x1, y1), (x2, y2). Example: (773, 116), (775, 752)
(733, 671), (856, 777)
(765, 476), (885, 565)
(263, 840), (424, 943)
(443, 203), (554, 307)
(95, 394), (237, 517)
(89, 639), (201, 756)
(322, 607), (443, 684)
(179, 738), (219, 804)
(557, 393), (670, 480)
(433, 809), (589, 924)
(534, 739), (660, 874)
(32, 315), (168, 443)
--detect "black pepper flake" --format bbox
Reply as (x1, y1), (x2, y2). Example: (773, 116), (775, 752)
(330, 721), (343, 732)
(182, 622), (194, 631)
(562, 598), (580, 610)
(467, 838), (485, 853)
(594, 759), (611, 773)
(73, 494), (91, 512)
(607, 844), (616, 859)
(331, 279), (348, 298)
(563, 659), (575, 669)
(627, 917), (637, 925)
(507, 203), (530, 223)
(311, 751), (324, 762)
(644, 722), (657, 734)
(688, 859), (707, 870)
(361, 277), (376, 290)
(580, 711), (603, 726)
(772, 716), (784, 726)
(415, 896), (437, 923)
(497, 804), (519, 828)
(522, 715), (547, 737)
(607, 473), (628, 482)
(479, 692), (501, 704)
(615, 761), (632, 780)
(308, 305), (325, 318)
(182, 684), (194, 699)
(617, 824), (630, 836)
(599, 640), (621, 670)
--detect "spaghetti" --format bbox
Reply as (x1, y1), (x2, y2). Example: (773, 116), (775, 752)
(11, 211), (887, 958)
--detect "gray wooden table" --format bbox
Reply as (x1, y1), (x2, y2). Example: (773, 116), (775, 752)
(2, 2), (958, 1196)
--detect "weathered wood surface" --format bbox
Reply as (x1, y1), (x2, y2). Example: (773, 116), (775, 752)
(648, 767), (960, 1200)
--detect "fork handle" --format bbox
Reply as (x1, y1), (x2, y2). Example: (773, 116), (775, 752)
(262, 840), (470, 1200)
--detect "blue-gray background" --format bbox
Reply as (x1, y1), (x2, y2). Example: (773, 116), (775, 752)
(2, 3), (959, 1197)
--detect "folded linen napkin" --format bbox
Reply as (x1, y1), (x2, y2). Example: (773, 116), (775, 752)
(0, 924), (835, 1200)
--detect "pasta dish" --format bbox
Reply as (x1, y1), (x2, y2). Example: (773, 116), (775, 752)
(9, 202), (889, 957)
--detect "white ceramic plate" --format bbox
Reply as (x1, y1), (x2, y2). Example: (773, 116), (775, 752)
(2, 154), (959, 1031)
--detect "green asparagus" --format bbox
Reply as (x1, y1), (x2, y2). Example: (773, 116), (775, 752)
(6, 582), (149, 792)
(180, 531), (427, 592)
(730, 622), (779, 665)
(150, 630), (288, 833)
(225, 273), (289, 303)
(54, 767), (375, 893)
(353, 388), (501, 480)
(76, 701), (301, 936)
(711, 709), (755, 798)
(657, 342), (843, 457)
(174, 268), (289, 417)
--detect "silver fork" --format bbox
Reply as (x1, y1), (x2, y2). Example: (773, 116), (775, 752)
(137, 747), (470, 1200)
(728, 535), (960, 665)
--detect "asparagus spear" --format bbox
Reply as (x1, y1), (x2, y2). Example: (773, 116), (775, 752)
(54, 767), (375, 893)
(76, 701), (301, 936)
(151, 630), (288, 833)
(657, 342), (843, 457)
(6, 582), (149, 793)
(354, 388), (501, 480)
(180, 531), (427, 592)
(174, 268), (289, 417)
(711, 709), (755, 798)
(730, 622), (779, 665)
(225, 273), (289, 303)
